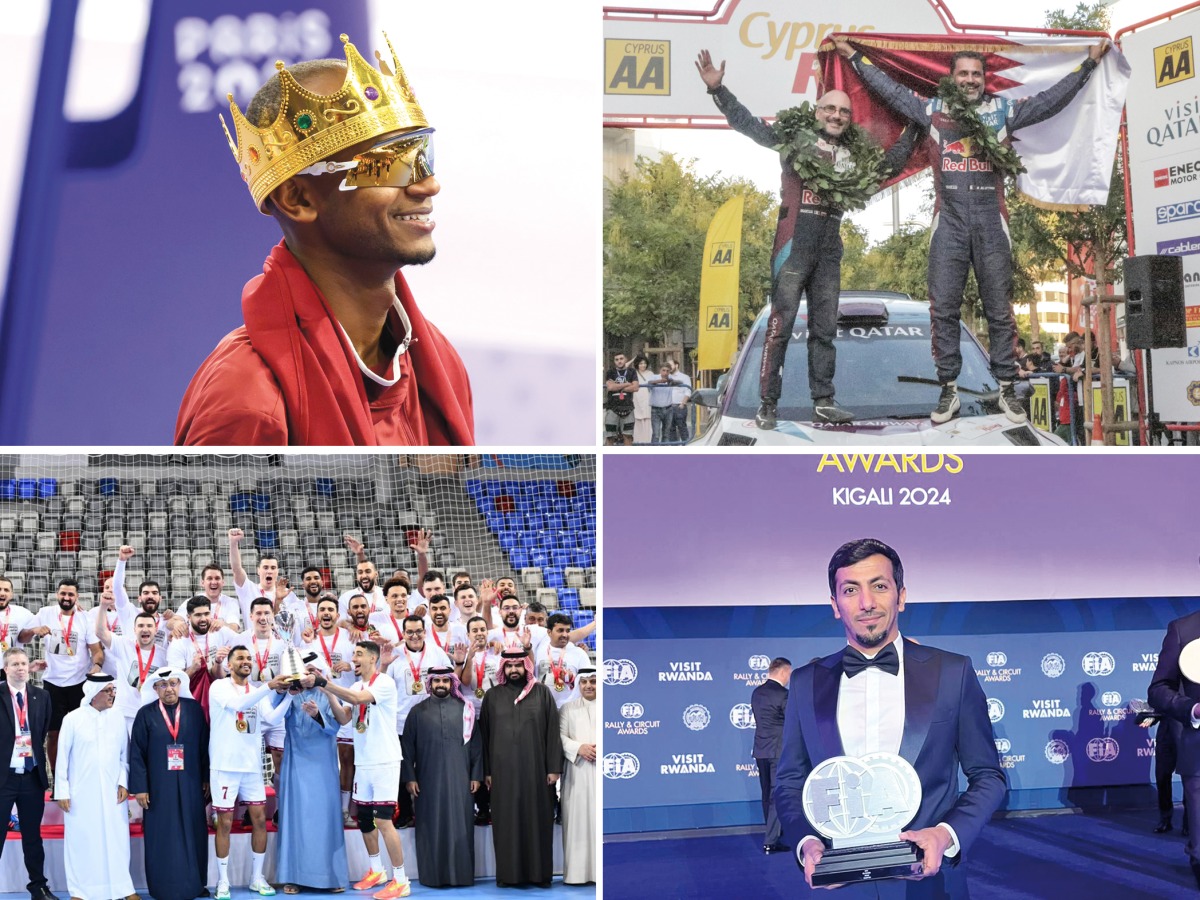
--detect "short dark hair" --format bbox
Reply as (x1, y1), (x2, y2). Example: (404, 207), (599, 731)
(258, 553), (278, 565)
(827, 538), (905, 594)
(427, 594), (450, 609)
(251, 597), (274, 612)
(453, 570), (471, 582)
(383, 576), (410, 594)
(186, 595), (211, 615)
(403, 614), (425, 629)
(466, 615), (486, 630)
(768, 657), (792, 674)
(950, 50), (986, 77)
(356, 640), (380, 660)
(58, 578), (79, 591)
(301, 566), (322, 579)
(422, 570), (445, 585)
(526, 600), (547, 615)
(201, 563), (223, 579)
(0, 577), (12, 590)
(229, 644), (250, 659)
(138, 580), (160, 594)
(317, 596), (339, 612)
(546, 612), (573, 631)
(135, 611), (158, 625)
(453, 582), (477, 599)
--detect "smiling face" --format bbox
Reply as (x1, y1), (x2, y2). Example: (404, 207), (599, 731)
(318, 599), (338, 631)
(229, 647), (253, 679)
(830, 553), (906, 653)
(202, 566), (225, 597)
(429, 597), (450, 628)
(386, 584), (409, 617)
(454, 587), (478, 617)
(580, 675), (597, 702)
(430, 674), (453, 697)
(356, 562), (377, 593)
(139, 583), (161, 614)
(403, 621), (425, 652)
(348, 596), (370, 630)
(814, 90), (852, 138)
(303, 570), (324, 598)
(952, 54), (985, 101)
(57, 583), (79, 612)
(500, 598), (522, 629)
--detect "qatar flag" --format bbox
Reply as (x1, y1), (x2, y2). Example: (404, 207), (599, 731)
(818, 33), (1130, 210)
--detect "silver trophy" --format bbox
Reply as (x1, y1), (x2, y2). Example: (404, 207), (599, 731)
(802, 752), (924, 886)
(273, 608), (305, 682)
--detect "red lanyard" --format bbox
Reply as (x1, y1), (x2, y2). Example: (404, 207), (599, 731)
(474, 653), (487, 689)
(253, 636), (271, 678)
(158, 701), (181, 741)
(190, 632), (209, 662)
(430, 627), (447, 651)
(389, 615), (403, 643)
(357, 673), (378, 728)
(549, 647), (565, 686)
(405, 647), (425, 686)
(318, 630), (339, 669)
(136, 644), (155, 687)
(59, 612), (75, 649)
(12, 690), (26, 731)
(307, 604), (319, 632)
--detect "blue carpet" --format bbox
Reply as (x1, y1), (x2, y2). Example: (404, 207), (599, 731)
(604, 807), (1194, 898)
(0, 880), (591, 900)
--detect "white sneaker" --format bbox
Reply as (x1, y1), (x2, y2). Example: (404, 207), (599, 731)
(249, 878), (277, 896)
(215, 882), (231, 900)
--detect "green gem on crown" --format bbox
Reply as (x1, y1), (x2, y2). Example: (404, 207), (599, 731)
(296, 113), (314, 131)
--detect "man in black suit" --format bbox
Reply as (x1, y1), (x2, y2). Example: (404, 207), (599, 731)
(774, 538), (1006, 897)
(1148, 606), (1200, 887)
(751, 656), (791, 854)
(0, 647), (56, 900)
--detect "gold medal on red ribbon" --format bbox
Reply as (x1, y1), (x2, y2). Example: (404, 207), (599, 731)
(66, 646), (75, 656)
(475, 688), (484, 699)
(554, 682), (564, 692)
(412, 682), (423, 694)
(355, 721), (367, 733)
(236, 715), (248, 733)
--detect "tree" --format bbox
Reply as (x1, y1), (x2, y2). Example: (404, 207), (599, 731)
(603, 154), (777, 355)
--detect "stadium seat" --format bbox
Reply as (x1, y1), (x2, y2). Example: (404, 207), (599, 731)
(0, 481), (15, 501)
(550, 549), (573, 568)
(30, 552), (52, 573)
(564, 567), (586, 589)
(521, 567), (544, 590)
(98, 478), (119, 497)
(19, 514), (38, 533)
(536, 587), (559, 609)
(579, 588), (596, 608)
(16, 479), (37, 500)
(35, 532), (55, 552)
(37, 479), (57, 499)
(530, 550), (549, 568)
(508, 549), (530, 569)
(543, 566), (564, 589)
(171, 573), (191, 596)
(26, 574), (49, 596)
(558, 589), (580, 610)
(77, 551), (99, 574)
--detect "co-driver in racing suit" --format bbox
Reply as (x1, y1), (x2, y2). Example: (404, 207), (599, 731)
(696, 50), (920, 430)
(835, 38), (1109, 424)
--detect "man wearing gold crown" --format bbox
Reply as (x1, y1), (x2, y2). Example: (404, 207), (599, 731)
(175, 34), (474, 446)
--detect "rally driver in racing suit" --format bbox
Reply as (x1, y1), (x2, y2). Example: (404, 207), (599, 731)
(836, 38), (1110, 425)
(696, 50), (921, 430)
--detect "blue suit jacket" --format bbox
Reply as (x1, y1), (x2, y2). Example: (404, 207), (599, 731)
(774, 640), (1006, 895)
(1148, 610), (1200, 777)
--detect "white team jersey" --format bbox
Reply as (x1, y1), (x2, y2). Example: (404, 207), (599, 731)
(366, 611), (406, 648)
(423, 618), (467, 656)
(107, 637), (168, 719)
(487, 624), (549, 658)
(35, 606), (95, 687)
(0, 605), (34, 651)
(338, 586), (385, 618)
(303, 628), (356, 689)
(464, 649), (501, 714)
(351, 672), (401, 768)
(85, 606), (122, 639)
(389, 643), (452, 733)
(209, 679), (279, 773)
(166, 628), (236, 673)
(208, 594), (243, 631)
(536, 642), (592, 708)
(234, 580), (293, 632)
(230, 631), (288, 682)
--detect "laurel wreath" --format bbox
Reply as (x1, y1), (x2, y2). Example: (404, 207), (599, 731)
(935, 78), (1027, 178)
(771, 103), (888, 213)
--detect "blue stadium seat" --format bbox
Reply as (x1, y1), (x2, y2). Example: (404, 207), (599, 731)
(251, 493), (271, 512)
(230, 492), (252, 513)
(37, 479), (57, 499)
(314, 478), (336, 498)
(497, 532), (517, 552)
(257, 530), (278, 550)
(543, 566), (564, 588)
(551, 549), (573, 568)
(573, 549), (593, 568)
(558, 589), (580, 610)
(530, 550), (549, 568)
(508, 548), (530, 569)
(0, 480), (14, 500)
(16, 479), (37, 500)
(98, 478), (119, 497)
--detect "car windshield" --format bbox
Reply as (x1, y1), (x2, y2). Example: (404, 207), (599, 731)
(725, 312), (998, 421)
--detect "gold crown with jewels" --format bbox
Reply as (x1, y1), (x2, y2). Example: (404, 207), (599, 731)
(220, 32), (429, 212)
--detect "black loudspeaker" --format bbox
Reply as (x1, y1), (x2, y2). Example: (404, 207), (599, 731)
(1125, 254), (1186, 349)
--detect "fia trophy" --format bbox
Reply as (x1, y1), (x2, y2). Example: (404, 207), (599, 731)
(274, 608), (305, 682)
(802, 752), (923, 886)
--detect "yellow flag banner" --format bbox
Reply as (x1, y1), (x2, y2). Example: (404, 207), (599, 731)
(696, 195), (743, 371)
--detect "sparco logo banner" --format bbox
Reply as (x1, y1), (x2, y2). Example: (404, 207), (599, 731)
(603, 752), (640, 779)
(1082, 652), (1116, 676)
(605, 659), (638, 686)
(729, 703), (756, 729)
(1156, 200), (1200, 224)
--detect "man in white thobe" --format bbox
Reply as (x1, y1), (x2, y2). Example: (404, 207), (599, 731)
(53, 674), (137, 900)
(559, 667), (596, 885)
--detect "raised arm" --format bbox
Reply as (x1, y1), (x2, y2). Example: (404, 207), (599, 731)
(112, 546), (134, 614)
(836, 39), (931, 128)
(881, 122), (926, 180)
(697, 50), (778, 149)
(1008, 42), (1106, 132)
(228, 528), (248, 588)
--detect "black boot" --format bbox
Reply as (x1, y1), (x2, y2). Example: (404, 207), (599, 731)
(755, 400), (777, 430)
(1154, 817), (1173, 834)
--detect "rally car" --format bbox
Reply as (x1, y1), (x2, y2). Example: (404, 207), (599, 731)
(690, 292), (1063, 446)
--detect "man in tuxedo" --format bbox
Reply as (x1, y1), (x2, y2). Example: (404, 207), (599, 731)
(774, 538), (1005, 896)
(0, 648), (56, 900)
(751, 656), (791, 854)
(1148, 605), (1200, 887)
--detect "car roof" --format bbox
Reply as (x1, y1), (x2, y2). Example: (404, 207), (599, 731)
(753, 291), (932, 326)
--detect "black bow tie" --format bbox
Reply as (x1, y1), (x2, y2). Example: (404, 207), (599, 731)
(843, 643), (900, 678)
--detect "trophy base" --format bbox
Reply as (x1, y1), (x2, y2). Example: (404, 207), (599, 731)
(812, 840), (923, 886)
